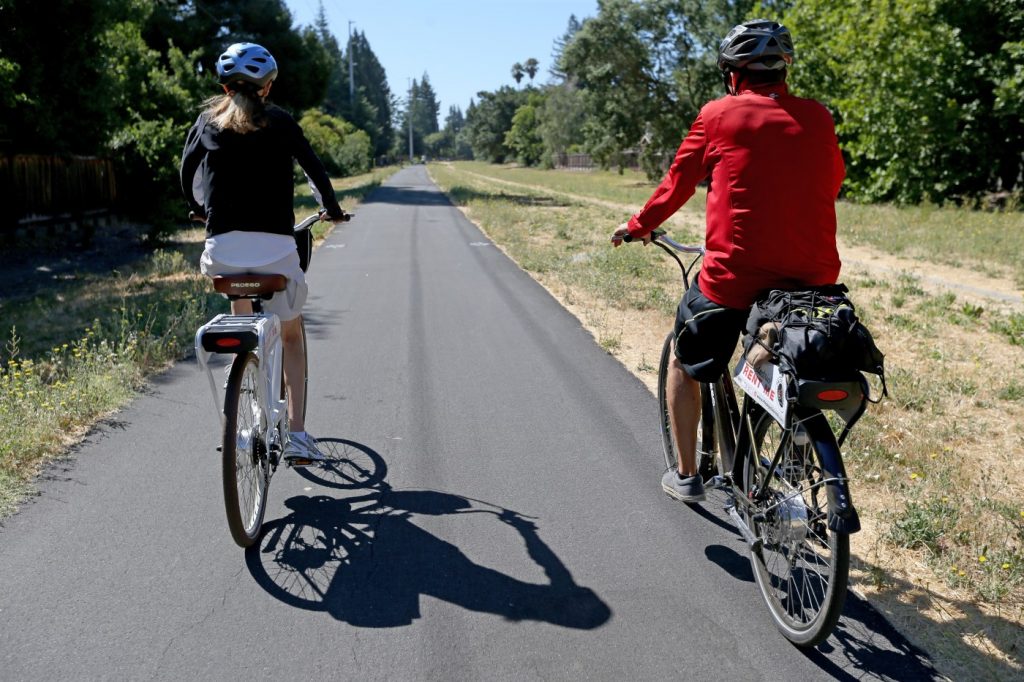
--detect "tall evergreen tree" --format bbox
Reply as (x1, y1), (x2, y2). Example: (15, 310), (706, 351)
(334, 30), (393, 158)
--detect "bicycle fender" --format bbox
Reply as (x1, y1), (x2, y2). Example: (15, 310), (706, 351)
(798, 407), (861, 534)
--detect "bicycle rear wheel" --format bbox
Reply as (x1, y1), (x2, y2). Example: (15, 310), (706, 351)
(657, 332), (716, 479)
(743, 408), (849, 647)
(223, 352), (270, 548)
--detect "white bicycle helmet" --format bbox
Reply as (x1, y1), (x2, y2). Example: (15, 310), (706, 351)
(718, 20), (794, 72)
(216, 43), (278, 88)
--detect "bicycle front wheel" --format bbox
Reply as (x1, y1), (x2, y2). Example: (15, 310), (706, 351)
(223, 352), (270, 548)
(743, 408), (850, 647)
(657, 332), (716, 479)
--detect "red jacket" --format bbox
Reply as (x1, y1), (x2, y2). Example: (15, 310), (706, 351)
(627, 83), (845, 309)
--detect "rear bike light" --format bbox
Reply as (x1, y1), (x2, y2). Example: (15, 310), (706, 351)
(201, 329), (258, 354)
(816, 389), (849, 401)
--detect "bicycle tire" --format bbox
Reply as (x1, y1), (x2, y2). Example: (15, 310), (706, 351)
(743, 407), (850, 647)
(657, 332), (717, 480)
(223, 352), (270, 548)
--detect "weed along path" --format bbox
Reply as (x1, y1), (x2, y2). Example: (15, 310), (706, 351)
(0, 167), (936, 679)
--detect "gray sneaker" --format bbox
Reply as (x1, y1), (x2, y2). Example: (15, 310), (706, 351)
(662, 470), (706, 503)
(283, 432), (324, 467)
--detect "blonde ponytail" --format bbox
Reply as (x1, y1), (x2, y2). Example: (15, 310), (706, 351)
(202, 87), (268, 133)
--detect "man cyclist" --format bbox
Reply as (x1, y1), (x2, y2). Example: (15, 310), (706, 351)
(612, 20), (845, 502)
(180, 42), (347, 465)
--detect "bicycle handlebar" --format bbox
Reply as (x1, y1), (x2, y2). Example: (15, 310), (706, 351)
(621, 229), (704, 255)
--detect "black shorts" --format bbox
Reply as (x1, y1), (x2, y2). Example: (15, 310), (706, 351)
(673, 279), (749, 382)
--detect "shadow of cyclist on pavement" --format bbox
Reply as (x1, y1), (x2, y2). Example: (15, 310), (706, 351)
(245, 439), (611, 630)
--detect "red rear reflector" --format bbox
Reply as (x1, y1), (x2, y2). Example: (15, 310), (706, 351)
(215, 338), (242, 348)
(817, 389), (849, 401)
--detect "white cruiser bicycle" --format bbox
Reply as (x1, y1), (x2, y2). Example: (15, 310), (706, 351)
(195, 208), (346, 547)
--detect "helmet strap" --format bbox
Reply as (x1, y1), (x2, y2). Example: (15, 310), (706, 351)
(722, 70), (742, 95)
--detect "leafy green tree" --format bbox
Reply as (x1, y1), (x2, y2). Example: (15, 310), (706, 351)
(505, 94), (546, 166)
(0, 0), (138, 154)
(779, 0), (1023, 203)
(142, 0), (330, 114)
(103, 14), (210, 239)
(559, 0), (753, 176)
(538, 80), (587, 167)
(422, 131), (450, 159)
(464, 87), (529, 162)
(298, 109), (371, 176)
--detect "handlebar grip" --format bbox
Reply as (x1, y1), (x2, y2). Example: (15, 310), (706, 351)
(621, 228), (665, 243)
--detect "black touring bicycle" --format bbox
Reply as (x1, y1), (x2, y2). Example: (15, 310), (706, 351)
(625, 229), (885, 647)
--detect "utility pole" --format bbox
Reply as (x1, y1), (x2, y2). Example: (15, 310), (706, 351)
(408, 77), (414, 163)
(347, 21), (355, 110)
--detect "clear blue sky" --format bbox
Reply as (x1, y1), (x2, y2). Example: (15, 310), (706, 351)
(284, 0), (598, 117)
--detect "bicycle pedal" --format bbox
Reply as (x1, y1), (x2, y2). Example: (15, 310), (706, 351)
(285, 457), (317, 468)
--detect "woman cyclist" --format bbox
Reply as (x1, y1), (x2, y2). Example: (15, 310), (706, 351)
(180, 42), (347, 464)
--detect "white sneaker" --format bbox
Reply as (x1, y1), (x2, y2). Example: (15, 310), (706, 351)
(283, 431), (323, 466)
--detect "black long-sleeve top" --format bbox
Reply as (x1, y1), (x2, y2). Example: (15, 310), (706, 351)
(180, 106), (343, 238)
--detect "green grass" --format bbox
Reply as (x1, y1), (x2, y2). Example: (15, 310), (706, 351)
(836, 201), (1024, 285)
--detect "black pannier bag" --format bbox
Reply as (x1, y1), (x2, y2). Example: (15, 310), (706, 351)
(743, 283), (886, 396)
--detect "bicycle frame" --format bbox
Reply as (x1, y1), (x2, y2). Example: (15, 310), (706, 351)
(647, 231), (863, 535)
(641, 228), (867, 646)
(195, 311), (285, 443)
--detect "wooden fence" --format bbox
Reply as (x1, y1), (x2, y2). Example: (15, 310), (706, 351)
(553, 151), (645, 172)
(1, 155), (118, 239)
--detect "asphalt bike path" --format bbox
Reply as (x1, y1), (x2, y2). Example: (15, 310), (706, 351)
(0, 166), (939, 680)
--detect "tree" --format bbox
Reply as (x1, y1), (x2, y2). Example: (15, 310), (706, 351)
(505, 94), (546, 166)
(550, 14), (583, 81)
(464, 87), (529, 162)
(559, 0), (753, 176)
(435, 105), (472, 159)
(103, 14), (210, 239)
(331, 29), (393, 158)
(524, 58), (540, 83)
(0, 0), (139, 154)
(298, 109), (371, 176)
(538, 80), (587, 167)
(141, 0), (331, 114)
(395, 73), (440, 157)
(511, 62), (525, 87)
(780, 0), (1023, 203)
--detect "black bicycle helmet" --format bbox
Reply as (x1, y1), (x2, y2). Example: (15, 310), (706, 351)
(718, 20), (794, 72)
(216, 42), (278, 88)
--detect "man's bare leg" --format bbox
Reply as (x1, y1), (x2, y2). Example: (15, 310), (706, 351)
(665, 355), (700, 476)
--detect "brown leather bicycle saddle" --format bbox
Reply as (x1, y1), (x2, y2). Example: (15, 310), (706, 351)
(212, 274), (287, 297)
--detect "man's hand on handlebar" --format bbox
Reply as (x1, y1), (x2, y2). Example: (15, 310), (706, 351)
(189, 210), (207, 225)
(611, 222), (651, 247)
